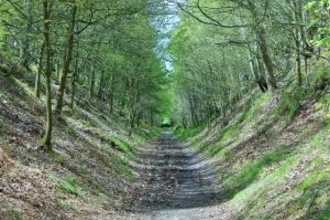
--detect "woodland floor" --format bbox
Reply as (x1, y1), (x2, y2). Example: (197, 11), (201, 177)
(0, 73), (235, 219)
(1, 71), (330, 219)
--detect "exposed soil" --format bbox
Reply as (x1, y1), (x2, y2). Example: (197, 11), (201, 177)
(0, 73), (235, 219)
(121, 131), (235, 220)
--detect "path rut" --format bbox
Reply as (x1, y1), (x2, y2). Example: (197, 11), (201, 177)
(129, 131), (227, 218)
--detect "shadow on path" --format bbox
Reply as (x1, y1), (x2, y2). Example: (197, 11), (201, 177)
(130, 131), (226, 211)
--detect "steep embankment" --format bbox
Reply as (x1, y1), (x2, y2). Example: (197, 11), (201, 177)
(1, 64), (330, 220)
(0, 72), (160, 219)
(184, 89), (330, 219)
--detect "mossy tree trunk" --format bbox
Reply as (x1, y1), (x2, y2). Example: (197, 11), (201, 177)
(42, 0), (54, 151)
(70, 40), (80, 109)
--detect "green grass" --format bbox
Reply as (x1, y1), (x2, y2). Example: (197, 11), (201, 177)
(1, 205), (26, 220)
(287, 179), (330, 219)
(241, 93), (271, 123)
(48, 174), (85, 197)
(111, 153), (135, 180)
(230, 155), (300, 208)
(58, 175), (85, 197)
(174, 122), (206, 141)
(134, 122), (162, 141)
(315, 200), (330, 220)
(312, 66), (330, 89)
(9, 209), (25, 220)
(298, 170), (330, 192)
(110, 136), (136, 158)
(57, 199), (77, 212)
(274, 89), (304, 123)
(66, 124), (78, 137)
(49, 151), (67, 166)
(224, 145), (292, 198)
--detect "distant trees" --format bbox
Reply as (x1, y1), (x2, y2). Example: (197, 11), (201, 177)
(170, 0), (329, 127)
(0, 0), (167, 149)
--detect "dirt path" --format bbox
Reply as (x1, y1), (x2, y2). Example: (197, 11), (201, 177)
(125, 132), (234, 220)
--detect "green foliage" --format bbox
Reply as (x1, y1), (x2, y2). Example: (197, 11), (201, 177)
(49, 151), (67, 167)
(66, 124), (78, 138)
(58, 175), (85, 197)
(274, 89), (306, 123)
(57, 199), (77, 211)
(49, 174), (85, 197)
(312, 66), (330, 92)
(80, 118), (92, 127)
(241, 93), (271, 123)
(174, 123), (206, 141)
(298, 170), (329, 191)
(224, 145), (291, 198)
(315, 200), (330, 220)
(0, 26), (6, 48)
(112, 153), (128, 166)
(305, 0), (330, 47)
(11, 210), (24, 220)
(288, 177), (330, 218)
(110, 136), (136, 158)
(111, 153), (135, 179)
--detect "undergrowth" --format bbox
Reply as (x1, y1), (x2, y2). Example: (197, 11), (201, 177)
(48, 174), (85, 197)
(224, 145), (292, 198)
(174, 122), (206, 141)
(112, 153), (135, 180)
(110, 136), (136, 158)
(273, 88), (308, 123)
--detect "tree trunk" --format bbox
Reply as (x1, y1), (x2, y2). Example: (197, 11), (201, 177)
(293, 0), (302, 87)
(127, 77), (137, 136)
(70, 42), (79, 109)
(55, 3), (77, 115)
(41, 0), (53, 151)
(89, 65), (95, 99)
(295, 39), (302, 87)
(248, 1), (277, 91)
(35, 42), (45, 98)
(98, 70), (105, 101)
(108, 74), (115, 114)
(21, 0), (33, 67)
(256, 28), (277, 91)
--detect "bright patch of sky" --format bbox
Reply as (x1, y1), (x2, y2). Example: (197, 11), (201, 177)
(152, 0), (186, 72)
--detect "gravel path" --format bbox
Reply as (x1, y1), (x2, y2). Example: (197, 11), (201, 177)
(124, 132), (234, 220)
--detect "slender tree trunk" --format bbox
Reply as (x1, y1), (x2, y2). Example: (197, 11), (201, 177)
(248, 1), (277, 90)
(21, 0), (33, 67)
(295, 38), (302, 86)
(108, 74), (115, 114)
(188, 93), (199, 126)
(300, 3), (311, 86)
(98, 70), (105, 101)
(127, 77), (137, 136)
(304, 57), (310, 86)
(150, 110), (154, 126)
(293, 0), (302, 87)
(70, 42), (79, 109)
(55, 3), (77, 115)
(256, 29), (277, 90)
(207, 102), (212, 130)
(35, 42), (45, 98)
(128, 110), (135, 136)
(41, 0), (53, 151)
(89, 65), (95, 99)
